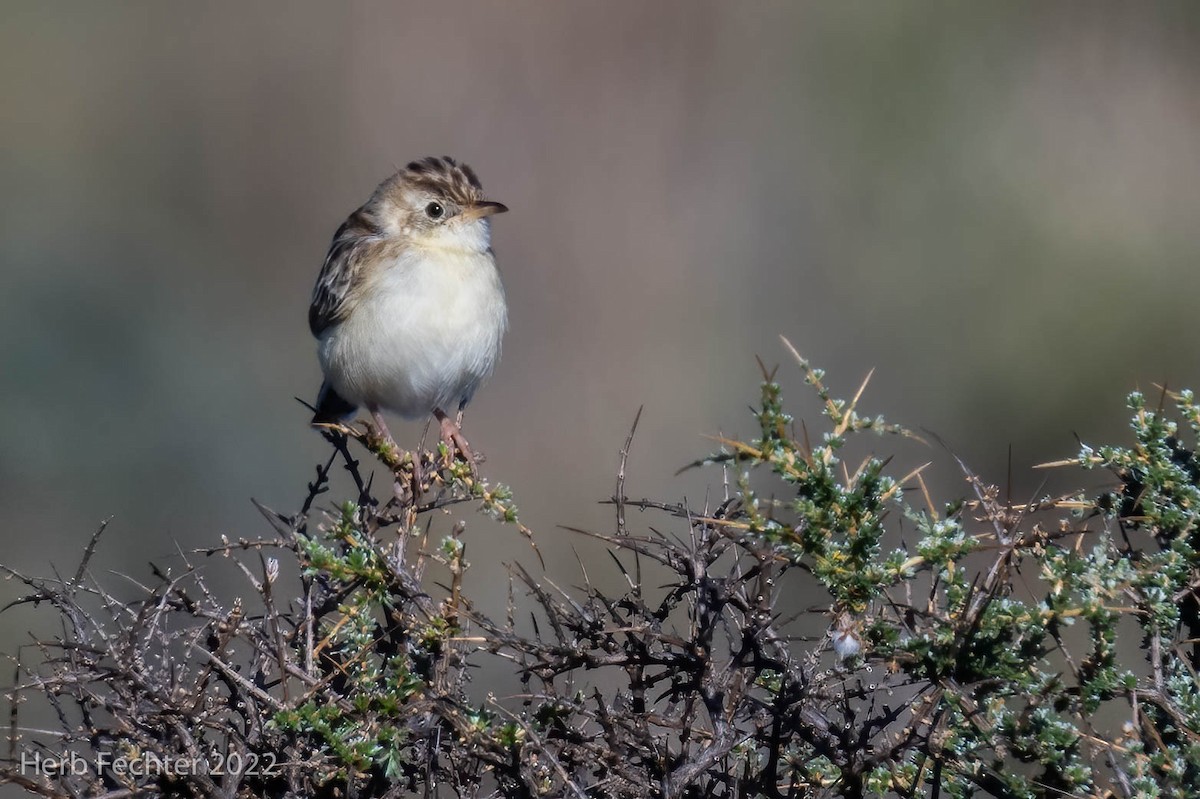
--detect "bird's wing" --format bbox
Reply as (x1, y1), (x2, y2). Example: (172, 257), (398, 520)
(308, 210), (378, 337)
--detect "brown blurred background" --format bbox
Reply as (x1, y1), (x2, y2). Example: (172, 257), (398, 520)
(2, 2), (1200, 656)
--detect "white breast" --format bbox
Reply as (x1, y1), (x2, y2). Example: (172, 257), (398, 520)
(318, 248), (507, 419)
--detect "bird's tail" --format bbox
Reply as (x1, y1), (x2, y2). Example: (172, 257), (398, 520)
(312, 381), (357, 425)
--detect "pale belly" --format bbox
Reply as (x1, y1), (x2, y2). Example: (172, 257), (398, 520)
(318, 253), (507, 419)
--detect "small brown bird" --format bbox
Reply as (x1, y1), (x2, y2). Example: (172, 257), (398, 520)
(309, 157), (508, 467)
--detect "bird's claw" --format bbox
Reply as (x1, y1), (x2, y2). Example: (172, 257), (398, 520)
(437, 411), (478, 477)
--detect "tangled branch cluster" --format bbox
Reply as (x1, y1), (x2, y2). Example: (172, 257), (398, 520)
(3, 346), (1199, 798)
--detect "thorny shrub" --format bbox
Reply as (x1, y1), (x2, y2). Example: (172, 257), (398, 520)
(2, 341), (1199, 798)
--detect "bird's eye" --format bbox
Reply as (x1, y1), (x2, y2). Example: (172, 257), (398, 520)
(425, 202), (444, 219)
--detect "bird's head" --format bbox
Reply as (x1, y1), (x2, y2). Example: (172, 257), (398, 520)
(369, 156), (507, 254)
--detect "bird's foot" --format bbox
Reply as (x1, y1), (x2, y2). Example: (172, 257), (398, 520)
(365, 407), (425, 502)
(435, 410), (478, 477)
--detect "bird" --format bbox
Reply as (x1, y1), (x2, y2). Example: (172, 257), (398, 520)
(309, 156), (508, 472)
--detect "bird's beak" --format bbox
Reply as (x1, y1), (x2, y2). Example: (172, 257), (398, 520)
(461, 200), (508, 220)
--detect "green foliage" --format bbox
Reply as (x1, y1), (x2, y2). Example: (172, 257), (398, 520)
(721, 360), (906, 615)
(696, 357), (1200, 797)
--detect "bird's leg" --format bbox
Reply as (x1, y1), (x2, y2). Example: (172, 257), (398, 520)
(369, 405), (421, 501)
(368, 405), (396, 447)
(434, 408), (477, 474)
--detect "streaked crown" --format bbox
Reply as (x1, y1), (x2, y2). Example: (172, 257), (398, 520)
(384, 156), (485, 208)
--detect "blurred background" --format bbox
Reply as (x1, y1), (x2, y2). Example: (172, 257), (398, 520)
(2, 1), (1200, 679)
